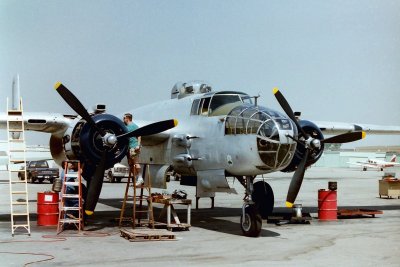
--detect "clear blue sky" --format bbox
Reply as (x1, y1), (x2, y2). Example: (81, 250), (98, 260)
(1, 0), (399, 147)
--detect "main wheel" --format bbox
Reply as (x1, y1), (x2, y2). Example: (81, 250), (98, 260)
(240, 205), (262, 237)
(252, 181), (274, 219)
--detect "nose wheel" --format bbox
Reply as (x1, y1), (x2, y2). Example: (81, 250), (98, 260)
(241, 203), (262, 237)
(237, 176), (275, 237)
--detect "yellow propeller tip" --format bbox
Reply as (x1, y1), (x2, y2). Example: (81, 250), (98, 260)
(285, 201), (294, 208)
(54, 82), (62, 90)
(173, 119), (178, 127)
(272, 87), (279, 95)
(362, 131), (366, 139)
(85, 210), (94, 216)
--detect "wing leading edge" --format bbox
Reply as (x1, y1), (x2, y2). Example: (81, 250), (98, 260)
(315, 121), (400, 135)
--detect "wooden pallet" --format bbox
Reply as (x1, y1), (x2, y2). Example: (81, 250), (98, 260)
(337, 209), (383, 218)
(120, 229), (176, 242)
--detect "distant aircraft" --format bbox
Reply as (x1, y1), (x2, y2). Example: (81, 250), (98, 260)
(1, 80), (400, 237)
(348, 155), (399, 171)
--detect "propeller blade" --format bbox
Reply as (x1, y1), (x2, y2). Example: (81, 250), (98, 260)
(286, 149), (309, 208)
(85, 151), (107, 215)
(273, 88), (309, 138)
(322, 131), (366, 144)
(54, 82), (106, 136)
(117, 119), (178, 140)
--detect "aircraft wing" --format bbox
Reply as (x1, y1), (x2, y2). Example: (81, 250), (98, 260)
(314, 121), (400, 135)
(0, 112), (74, 133)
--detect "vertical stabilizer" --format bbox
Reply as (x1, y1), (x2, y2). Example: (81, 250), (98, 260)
(390, 155), (397, 162)
(10, 75), (21, 139)
(12, 74), (21, 110)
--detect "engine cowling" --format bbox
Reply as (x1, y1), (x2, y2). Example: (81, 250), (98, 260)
(281, 120), (324, 172)
(49, 113), (129, 177)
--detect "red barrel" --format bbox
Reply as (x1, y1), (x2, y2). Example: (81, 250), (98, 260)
(37, 192), (59, 226)
(318, 189), (337, 221)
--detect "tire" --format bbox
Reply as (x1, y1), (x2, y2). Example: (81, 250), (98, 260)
(49, 178), (54, 184)
(38, 178), (44, 184)
(252, 181), (274, 219)
(28, 174), (35, 184)
(18, 173), (25, 181)
(108, 171), (115, 183)
(116, 177), (122, 183)
(240, 205), (262, 237)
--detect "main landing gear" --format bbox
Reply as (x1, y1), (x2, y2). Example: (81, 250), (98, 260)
(237, 176), (274, 237)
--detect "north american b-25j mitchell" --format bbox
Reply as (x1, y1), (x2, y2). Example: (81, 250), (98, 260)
(1, 80), (400, 237)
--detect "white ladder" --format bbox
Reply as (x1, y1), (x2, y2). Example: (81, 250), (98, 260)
(6, 97), (31, 236)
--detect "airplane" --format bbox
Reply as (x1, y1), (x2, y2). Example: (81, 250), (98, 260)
(1, 80), (400, 237)
(348, 154), (399, 171)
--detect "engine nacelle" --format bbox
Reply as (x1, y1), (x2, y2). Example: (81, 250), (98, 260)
(281, 120), (324, 172)
(50, 113), (129, 177)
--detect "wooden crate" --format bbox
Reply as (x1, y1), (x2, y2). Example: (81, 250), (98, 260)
(379, 179), (400, 199)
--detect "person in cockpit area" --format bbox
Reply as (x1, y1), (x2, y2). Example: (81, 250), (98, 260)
(123, 113), (143, 186)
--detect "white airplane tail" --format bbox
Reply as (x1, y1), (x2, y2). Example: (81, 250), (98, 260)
(12, 74), (21, 110)
(390, 154), (397, 162)
(10, 74), (21, 139)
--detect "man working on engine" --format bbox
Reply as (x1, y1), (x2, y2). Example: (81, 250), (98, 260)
(123, 113), (143, 185)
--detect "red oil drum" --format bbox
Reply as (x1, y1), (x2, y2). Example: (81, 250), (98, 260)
(37, 192), (59, 226)
(318, 189), (337, 221)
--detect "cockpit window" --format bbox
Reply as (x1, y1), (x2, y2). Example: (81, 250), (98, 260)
(199, 97), (211, 115)
(191, 93), (250, 116)
(190, 99), (201, 115)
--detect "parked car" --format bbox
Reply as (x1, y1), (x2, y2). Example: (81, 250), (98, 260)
(18, 160), (59, 184)
(104, 163), (129, 183)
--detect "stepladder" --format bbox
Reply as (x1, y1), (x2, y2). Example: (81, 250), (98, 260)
(57, 160), (84, 233)
(119, 163), (154, 229)
(7, 97), (31, 236)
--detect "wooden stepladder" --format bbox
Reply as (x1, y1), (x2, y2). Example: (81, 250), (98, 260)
(7, 98), (31, 236)
(57, 160), (84, 233)
(119, 164), (154, 229)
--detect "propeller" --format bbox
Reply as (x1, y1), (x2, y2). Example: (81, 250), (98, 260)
(272, 87), (366, 208)
(55, 82), (106, 136)
(54, 82), (178, 215)
(85, 150), (107, 215)
(117, 119), (178, 140)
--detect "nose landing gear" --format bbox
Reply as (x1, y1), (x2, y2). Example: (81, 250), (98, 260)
(237, 176), (275, 237)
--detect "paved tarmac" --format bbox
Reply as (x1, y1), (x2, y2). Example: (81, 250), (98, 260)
(0, 167), (399, 267)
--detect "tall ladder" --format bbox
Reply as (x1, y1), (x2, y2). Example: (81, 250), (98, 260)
(7, 98), (31, 236)
(119, 164), (154, 229)
(57, 160), (84, 233)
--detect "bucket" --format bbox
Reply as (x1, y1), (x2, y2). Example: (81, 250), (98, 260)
(37, 192), (59, 226)
(318, 189), (337, 221)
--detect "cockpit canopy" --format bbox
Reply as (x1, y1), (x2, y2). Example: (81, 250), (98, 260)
(190, 91), (252, 116)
